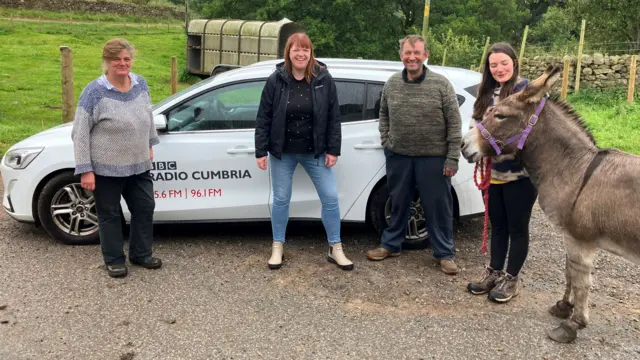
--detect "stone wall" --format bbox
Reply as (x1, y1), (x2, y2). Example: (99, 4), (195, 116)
(520, 53), (639, 93)
(0, 0), (185, 19)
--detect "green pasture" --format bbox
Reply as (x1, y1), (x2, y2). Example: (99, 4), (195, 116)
(0, 9), (638, 156)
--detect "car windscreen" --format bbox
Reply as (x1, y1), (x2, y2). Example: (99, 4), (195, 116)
(152, 76), (217, 111)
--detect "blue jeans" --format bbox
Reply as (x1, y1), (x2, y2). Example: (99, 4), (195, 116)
(269, 153), (341, 245)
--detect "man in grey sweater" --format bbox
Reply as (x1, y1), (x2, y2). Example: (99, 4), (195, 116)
(366, 35), (462, 275)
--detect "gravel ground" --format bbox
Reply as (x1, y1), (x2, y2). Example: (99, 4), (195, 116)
(1, 180), (639, 360)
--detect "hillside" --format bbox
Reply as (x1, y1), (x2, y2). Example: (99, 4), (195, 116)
(0, 0), (186, 20)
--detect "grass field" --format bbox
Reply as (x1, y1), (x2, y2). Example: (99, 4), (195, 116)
(567, 90), (640, 154)
(0, 8), (639, 157)
(0, 11), (193, 154)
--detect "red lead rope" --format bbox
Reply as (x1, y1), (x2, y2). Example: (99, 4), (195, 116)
(473, 157), (492, 255)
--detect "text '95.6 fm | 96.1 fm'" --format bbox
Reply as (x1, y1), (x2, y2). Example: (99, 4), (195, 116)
(150, 161), (254, 200)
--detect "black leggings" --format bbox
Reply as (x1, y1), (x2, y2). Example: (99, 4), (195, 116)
(488, 178), (537, 276)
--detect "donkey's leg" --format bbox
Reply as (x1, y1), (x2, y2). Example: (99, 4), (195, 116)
(549, 253), (574, 319)
(547, 233), (597, 343)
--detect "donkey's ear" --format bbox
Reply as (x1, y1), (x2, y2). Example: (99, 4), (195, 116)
(516, 65), (562, 103)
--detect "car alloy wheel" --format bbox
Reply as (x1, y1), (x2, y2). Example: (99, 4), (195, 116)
(50, 183), (98, 237)
(384, 195), (429, 241)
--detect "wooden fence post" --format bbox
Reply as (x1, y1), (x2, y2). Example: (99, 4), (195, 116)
(60, 46), (75, 123)
(171, 56), (178, 94)
(38, 16), (41, 32)
(574, 19), (586, 93)
(69, 18), (73, 35)
(479, 37), (490, 72)
(561, 59), (570, 101)
(442, 48), (447, 66)
(518, 25), (529, 66)
(629, 55), (637, 103)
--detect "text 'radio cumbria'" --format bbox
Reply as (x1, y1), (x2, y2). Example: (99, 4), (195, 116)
(151, 161), (252, 181)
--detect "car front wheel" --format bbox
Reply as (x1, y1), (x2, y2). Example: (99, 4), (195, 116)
(368, 183), (429, 250)
(37, 172), (100, 245)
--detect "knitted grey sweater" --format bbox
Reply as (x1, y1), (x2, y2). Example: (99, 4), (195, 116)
(71, 73), (159, 177)
(378, 67), (462, 169)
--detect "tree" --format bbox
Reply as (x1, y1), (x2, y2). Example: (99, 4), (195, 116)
(199, 0), (405, 60)
(565, 0), (640, 51)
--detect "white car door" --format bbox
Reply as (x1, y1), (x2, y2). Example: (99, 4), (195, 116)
(285, 80), (386, 219)
(138, 80), (271, 222)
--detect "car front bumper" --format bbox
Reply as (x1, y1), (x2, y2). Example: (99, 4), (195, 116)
(1, 161), (36, 223)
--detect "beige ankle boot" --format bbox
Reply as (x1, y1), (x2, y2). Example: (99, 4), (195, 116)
(268, 242), (284, 269)
(328, 243), (353, 270)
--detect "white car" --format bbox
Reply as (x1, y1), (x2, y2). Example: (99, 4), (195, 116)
(1, 58), (484, 247)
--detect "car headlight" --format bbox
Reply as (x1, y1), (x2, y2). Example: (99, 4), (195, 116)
(3, 147), (44, 169)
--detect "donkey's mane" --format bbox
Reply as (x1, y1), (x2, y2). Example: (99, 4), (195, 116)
(548, 93), (597, 145)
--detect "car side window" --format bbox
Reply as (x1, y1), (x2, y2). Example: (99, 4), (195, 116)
(457, 94), (466, 106)
(167, 81), (266, 132)
(365, 84), (384, 120)
(335, 81), (365, 123)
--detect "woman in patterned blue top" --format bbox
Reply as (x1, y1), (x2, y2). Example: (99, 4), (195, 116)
(71, 38), (161, 278)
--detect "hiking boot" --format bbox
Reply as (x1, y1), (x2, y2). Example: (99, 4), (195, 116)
(130, 257), (163, 269)
(488, 273), (520, 303)
(268, 242), (284, 269)
(327, 243), (354, 271)
(439, 259), (459, 275)
(467, 267), (504, 295)
(366, 247), (400, 261)
(106, 264), (128, 278)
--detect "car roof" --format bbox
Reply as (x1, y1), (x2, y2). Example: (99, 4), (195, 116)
(211, 58), (481, 90)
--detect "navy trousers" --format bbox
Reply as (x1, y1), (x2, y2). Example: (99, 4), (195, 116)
(380, 148), (455, 259)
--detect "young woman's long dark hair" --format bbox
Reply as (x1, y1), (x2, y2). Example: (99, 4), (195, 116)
(472, 43), (520, 121)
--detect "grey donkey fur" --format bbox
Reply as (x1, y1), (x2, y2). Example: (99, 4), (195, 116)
(461, 65), (640, 343)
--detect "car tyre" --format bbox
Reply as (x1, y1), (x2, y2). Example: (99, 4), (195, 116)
(37, 172), (100, 245)
(368, 183), (429, 251)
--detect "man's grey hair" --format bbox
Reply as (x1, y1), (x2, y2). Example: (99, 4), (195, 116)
(399, 35), (428, 54)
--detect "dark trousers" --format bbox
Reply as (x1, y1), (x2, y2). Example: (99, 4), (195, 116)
(381, 149), (455, 259)
(94, 171), (155, 265)
(488, 178), (537, 276)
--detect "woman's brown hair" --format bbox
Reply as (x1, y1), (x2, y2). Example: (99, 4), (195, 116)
(472, 42), (520, 121)
(283, 33), (320, 83)
(102, 38), (135, 74)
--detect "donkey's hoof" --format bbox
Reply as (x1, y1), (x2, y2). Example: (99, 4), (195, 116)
(549, 300), (574, 319)
(546, 322), (577, 343)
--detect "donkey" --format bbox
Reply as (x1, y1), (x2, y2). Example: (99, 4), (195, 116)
(461, 65), (640, 343)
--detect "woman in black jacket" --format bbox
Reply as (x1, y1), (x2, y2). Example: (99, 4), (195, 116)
(254, 33), (352, 271)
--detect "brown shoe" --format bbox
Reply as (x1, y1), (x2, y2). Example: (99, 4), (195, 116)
(366, 247), (401, 261)
(488, 274), (520, 303)
(467, 267), (504, 295)
(439, 259), (458, 275)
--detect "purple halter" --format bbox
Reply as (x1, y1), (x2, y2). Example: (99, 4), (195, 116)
(476, 96), (548, 156)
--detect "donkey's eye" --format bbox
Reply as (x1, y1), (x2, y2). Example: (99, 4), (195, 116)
(495, 113), (506, 120)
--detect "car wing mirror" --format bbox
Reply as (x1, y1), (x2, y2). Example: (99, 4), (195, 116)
(153, 114), (167, 131)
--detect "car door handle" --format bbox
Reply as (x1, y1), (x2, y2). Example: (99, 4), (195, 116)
(354, 143), (383, 150)
(226, 147), (255, 154)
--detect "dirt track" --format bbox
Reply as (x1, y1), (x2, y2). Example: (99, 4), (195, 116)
(1, 179), (639, 359)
